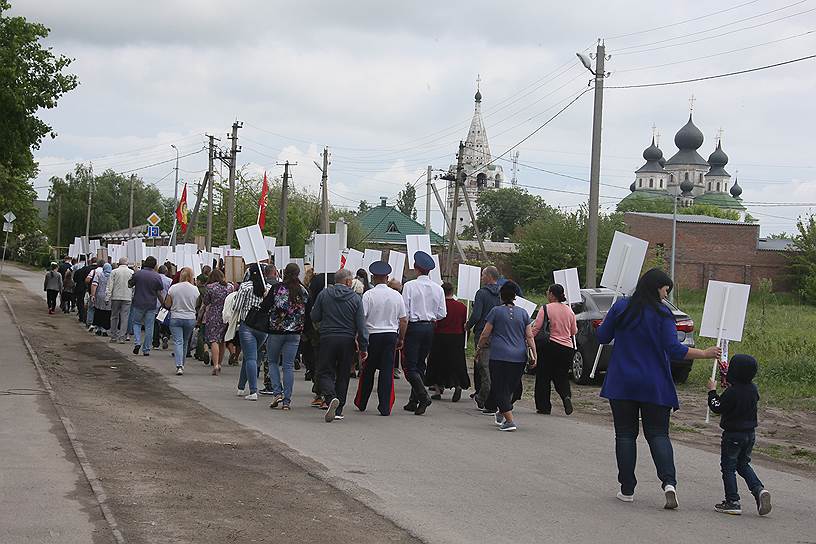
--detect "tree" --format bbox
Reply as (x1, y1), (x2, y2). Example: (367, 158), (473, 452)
(616, 195), (740, 221)
(358, 200), (371, 214)
(789, 214), (816, 303)
(466, 187), (549, 242)
(0, 1), (78, 237)
(396, 183), (417, 220)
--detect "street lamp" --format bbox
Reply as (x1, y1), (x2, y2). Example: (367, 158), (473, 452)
(670, 179), (695, 302)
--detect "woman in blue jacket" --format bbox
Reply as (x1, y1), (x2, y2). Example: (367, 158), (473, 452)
(597, 268), (720, 509)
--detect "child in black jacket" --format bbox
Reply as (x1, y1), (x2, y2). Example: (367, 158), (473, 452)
(707, 354), (772, 516)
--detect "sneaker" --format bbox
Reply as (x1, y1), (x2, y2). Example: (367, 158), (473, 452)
(269, 395), (284, 409)
(118, 339), (127, 344)
(756, 489), (772, 516)
(281, 404), (291, 411)
(245, 393), (258, 401)
(414, 398), (432, 416)
(175, 367), (184, 376)
(564, 397), (574, 415)
(616, 491), (634, 503)
(714, 500), (741, 515)
(125, 336), (131, 342)
(481, 407), (494, 415)
(202, 351), (211, 366)
(258, 387), (276, 396)
(311, 397), (324, 408)
(452, 387), (462, 403)
(403, 402), (418, 412)
(334, 415), (345, 421)
(325, 398), (340, 422)
(133, 346), (140, 355)
(236, 388), (247, 397)
(494, 411), (505, 426)
(95, 329), (103, 336)
(498, 420), (517, 432)
(537, 409), (552, 415)
(109, 337), (118, 343)
(663, 485), (679, 510)
(142, 352), (150, 357)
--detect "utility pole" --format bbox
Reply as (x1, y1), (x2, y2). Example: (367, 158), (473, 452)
(276, 160), (296, 245)
(85, 165), (93, 240)
(184, 173), (210, 244)
(445, 141), (465, 279)
(320, 147), (330, 234)
(425, 165), (432, 235)
(583, 40), (608, 288)
(430, 183), (466, 262)
(128, 174), (135, 237)
(171, 144), (180, 206)
(206, 134), (218, 250)
(56, 194), (62, 250)
(224, 121), (242, 246)
(461, 180), (488, 261)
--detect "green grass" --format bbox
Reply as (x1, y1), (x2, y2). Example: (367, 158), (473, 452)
(754, 444), (816, 466)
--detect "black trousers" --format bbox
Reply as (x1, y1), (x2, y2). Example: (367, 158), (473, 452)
(486, 359), (525, 414)
(535, 340), (574, 412)
(355, 332), (397, 415)
(318, 335), (356, 415)
(404, 322), (434, 405)
(46, 289), (59, 310)
(75, 289), (87, 323)
(59, 290), (73, 312)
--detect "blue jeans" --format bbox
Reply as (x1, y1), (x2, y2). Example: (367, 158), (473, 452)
(609, 399), (676, 495)
(132, 306), (157, 353)
(267, 333), (301, 404)
(238, 323), (268, 394)
(721, 430), (763, 502)
(86, 304), (95, 327)
(168, 317), (195, 368)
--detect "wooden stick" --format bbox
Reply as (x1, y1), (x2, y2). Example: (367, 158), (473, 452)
(706, 286), (731, 423)
(590, 244), (630, 379)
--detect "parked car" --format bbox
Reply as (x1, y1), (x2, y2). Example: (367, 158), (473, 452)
(570, 288), (696, 385)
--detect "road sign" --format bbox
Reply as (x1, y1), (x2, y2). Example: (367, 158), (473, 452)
(3, 212), (15, 223)
(147, 212), (161, 226)
(147, 226), (160, 238)
(2, 222), (12, 233)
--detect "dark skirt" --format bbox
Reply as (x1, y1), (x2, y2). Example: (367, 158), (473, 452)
(425, 332), (471, 389)
(93, 308), (112, 330)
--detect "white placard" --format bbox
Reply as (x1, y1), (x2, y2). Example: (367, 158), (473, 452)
(700, 281), (751, 342)
(314, 233), (341, 274)
(600, 231), (649, 296)
(68, 243), (76, 259)
(264, 236), (277, 252)
(81, 236), (90, 255)
(456, 263), (482, 301)
(387, 250), (405, 281)
(290, 258), (306, 282)
(126, 238), (144, 264)
(73, 237), (83, 255)
(406, 234), (432, 269)
(89, 239), (101, 254)
(430, 254), (442, 285)
(362, 249), (382, 272)
(343, 248), (364, 273)
(273, 246), (290, 269)
(235, 224), (268, 264)
(515, 296), (538, 316)
(553, 267), (582, 304)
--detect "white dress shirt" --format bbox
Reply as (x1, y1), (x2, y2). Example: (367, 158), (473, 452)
(363, 283), (407, 334)
(402, 275), (447, 322)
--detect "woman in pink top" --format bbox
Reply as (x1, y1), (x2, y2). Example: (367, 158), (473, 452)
(531, 284), (578, 415)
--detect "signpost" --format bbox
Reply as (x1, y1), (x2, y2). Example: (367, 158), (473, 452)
(0, 212), (15, 278)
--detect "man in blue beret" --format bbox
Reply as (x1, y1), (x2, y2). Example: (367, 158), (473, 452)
(354, 260), (408, 415)
(401, 251), (446, 415)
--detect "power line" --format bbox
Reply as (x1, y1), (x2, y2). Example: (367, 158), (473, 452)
(34, 134), (205, 168)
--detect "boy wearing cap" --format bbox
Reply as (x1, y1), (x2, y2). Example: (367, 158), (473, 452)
(707, 354), (772, 516)
(355, 260), (408, 416)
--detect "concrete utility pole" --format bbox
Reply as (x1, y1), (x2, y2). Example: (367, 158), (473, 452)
(319, 147), (330, 234)
(277, 161), (296, 245)
(430, 183), (466, 262)
(85, 165), (93, 240)
(128, 174), (135, 236)
(184, 173), (210, 244)
(425, 165), (432, 235)
(582, 40), (608, 288)
(171, 144), (180, 207)
(206, 134), (218, 250)
(461, 180), (488, 261)
(225, 121), (242, 247)
(56, 194), (62, 249)
(446, 141), (465, 279)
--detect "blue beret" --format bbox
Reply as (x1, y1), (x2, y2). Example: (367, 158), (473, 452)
(414, 251), (435, 271)
(369, 260), (392, 276)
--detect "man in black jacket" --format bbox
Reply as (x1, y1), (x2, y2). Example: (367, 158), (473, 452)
(72, 257), (97, 324)
(708, 354), (772, 516)
(465, 266), (501, 408)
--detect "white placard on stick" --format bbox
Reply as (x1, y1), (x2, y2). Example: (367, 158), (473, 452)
(235, 224), (268, 264)
(387, 250), (406, 281)
(406, 234), (432, 269)
(457, 263), (482, 301)
(600, 231), (649, 296)
(515, 296), (538, 316)
(343, 248), (364, 273)
(126, 238), (144, 264)
(264, 236), (277, 252)
(553, 267), (582, 304)
(89, 239), (101, 255)
(700, 281), (751, 342)
(430, 254), (442, 285)
(291, 258), (305, 282)
(273, 246), (290, 269)
(362, 249), (382, 272)
(313, 234), (341, 274)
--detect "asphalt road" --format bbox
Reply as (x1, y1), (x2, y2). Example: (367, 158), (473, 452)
(8, 264), (816, 544)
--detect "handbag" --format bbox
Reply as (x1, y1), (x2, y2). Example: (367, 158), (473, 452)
(534, 304), (551, 344)
(243, 289), (275, 333)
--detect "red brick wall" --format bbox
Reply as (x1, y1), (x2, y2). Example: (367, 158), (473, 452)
(624, 213), (793, 291)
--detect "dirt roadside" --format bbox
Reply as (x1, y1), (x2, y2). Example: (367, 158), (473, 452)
(4, 280), (422, 544)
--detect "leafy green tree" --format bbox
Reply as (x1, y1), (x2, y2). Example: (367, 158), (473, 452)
(465, 187), (549, 241)
(358, 200), (371, 214)
(396, 183), (417, 220)
(0, 1), (78, 238)
(789, 214), (816, 303)
(616, 194), (740, 221)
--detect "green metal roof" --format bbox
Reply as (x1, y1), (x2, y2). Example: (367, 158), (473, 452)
(693, 192), (746, 210)
(617, 189), (674, 207)
(358, 205), (445, 245)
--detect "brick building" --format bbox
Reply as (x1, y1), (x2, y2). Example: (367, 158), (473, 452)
(624, 212), (795, 291)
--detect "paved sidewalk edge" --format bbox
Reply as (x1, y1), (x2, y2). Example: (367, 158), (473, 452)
(3, 294), (126, 544)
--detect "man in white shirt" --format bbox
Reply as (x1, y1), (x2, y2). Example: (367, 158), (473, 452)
(401, 251), (446, 415)
(354, 261), (407, 416)
(106, 257), (134, 343)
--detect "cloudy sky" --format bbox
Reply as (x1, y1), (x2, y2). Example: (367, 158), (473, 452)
(17, 0), (816, 236)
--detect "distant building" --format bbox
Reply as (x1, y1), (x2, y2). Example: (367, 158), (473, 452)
(618, 114), (746, 219)
(357, 197), (444, 246)
(446, 84), (504, 235)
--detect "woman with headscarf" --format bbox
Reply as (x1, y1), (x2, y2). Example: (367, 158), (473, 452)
(90, 263), (113, 335)
(596, 268), (721, 508)
(200, 268), (234, 375)
(232, 263), (272, 400)
(164, 267), (200, 375)
(425, 282), (470, 402)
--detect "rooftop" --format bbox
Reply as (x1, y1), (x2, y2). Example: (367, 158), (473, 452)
(626, 212), (748, 225)
(358, 200), (445, 245)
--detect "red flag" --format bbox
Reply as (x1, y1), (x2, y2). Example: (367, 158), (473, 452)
(175, 183), (189, 233)
(258, 171), (269, 229)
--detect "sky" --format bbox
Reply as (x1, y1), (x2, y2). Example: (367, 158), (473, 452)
(16, 0), (816, 236)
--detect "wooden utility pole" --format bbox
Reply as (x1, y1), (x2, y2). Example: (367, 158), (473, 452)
(56, 194), (62, 250)
(183, 172), (210, 243)
(128, 174), (135, 236)
(445, 141), (465, 278)
(319, 147), (330, 234)
(276, 160), (296, 245)
(461, 182), (488, 261)
(206, 134), (218, 250)
(425, 165), (432, 235)
(224, 121), (241, 246)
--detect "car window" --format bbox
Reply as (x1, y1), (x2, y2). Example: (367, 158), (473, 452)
(590, 294), (616, 312)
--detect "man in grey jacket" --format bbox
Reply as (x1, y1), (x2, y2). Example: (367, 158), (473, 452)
(106, 257), (134, 343)
(465, 266), (501, 409)
(310, 268), (368, 422)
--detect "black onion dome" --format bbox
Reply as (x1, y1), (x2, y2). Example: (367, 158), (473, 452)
(708, 140), (728, 166)
(680, 178), (695, 194)
(475, 89), (482, 102)
(643, 137), (663, 161)
(674, 114), (704, 150)
(658, 156), (667, 167)
(630, 181), (636, 192)
(730, 178), (743, 198)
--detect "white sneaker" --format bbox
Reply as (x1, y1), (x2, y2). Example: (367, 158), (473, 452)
(616, 491), (634, 503)
(325, 398), (340, 422)
(664, 484), (679, 509)
(175, 367), (183, 376)
(494, 411), (505, 426)
(334, 415), (345, 421)
(245, 393), (258, 401)
(236, 388), (247, 397)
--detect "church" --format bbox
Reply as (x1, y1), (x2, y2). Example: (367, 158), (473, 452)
(618, 113), (747, 218)
(446, 84), (504, 235)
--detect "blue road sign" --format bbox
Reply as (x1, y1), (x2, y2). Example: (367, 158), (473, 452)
(147, 226), (160, 238)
